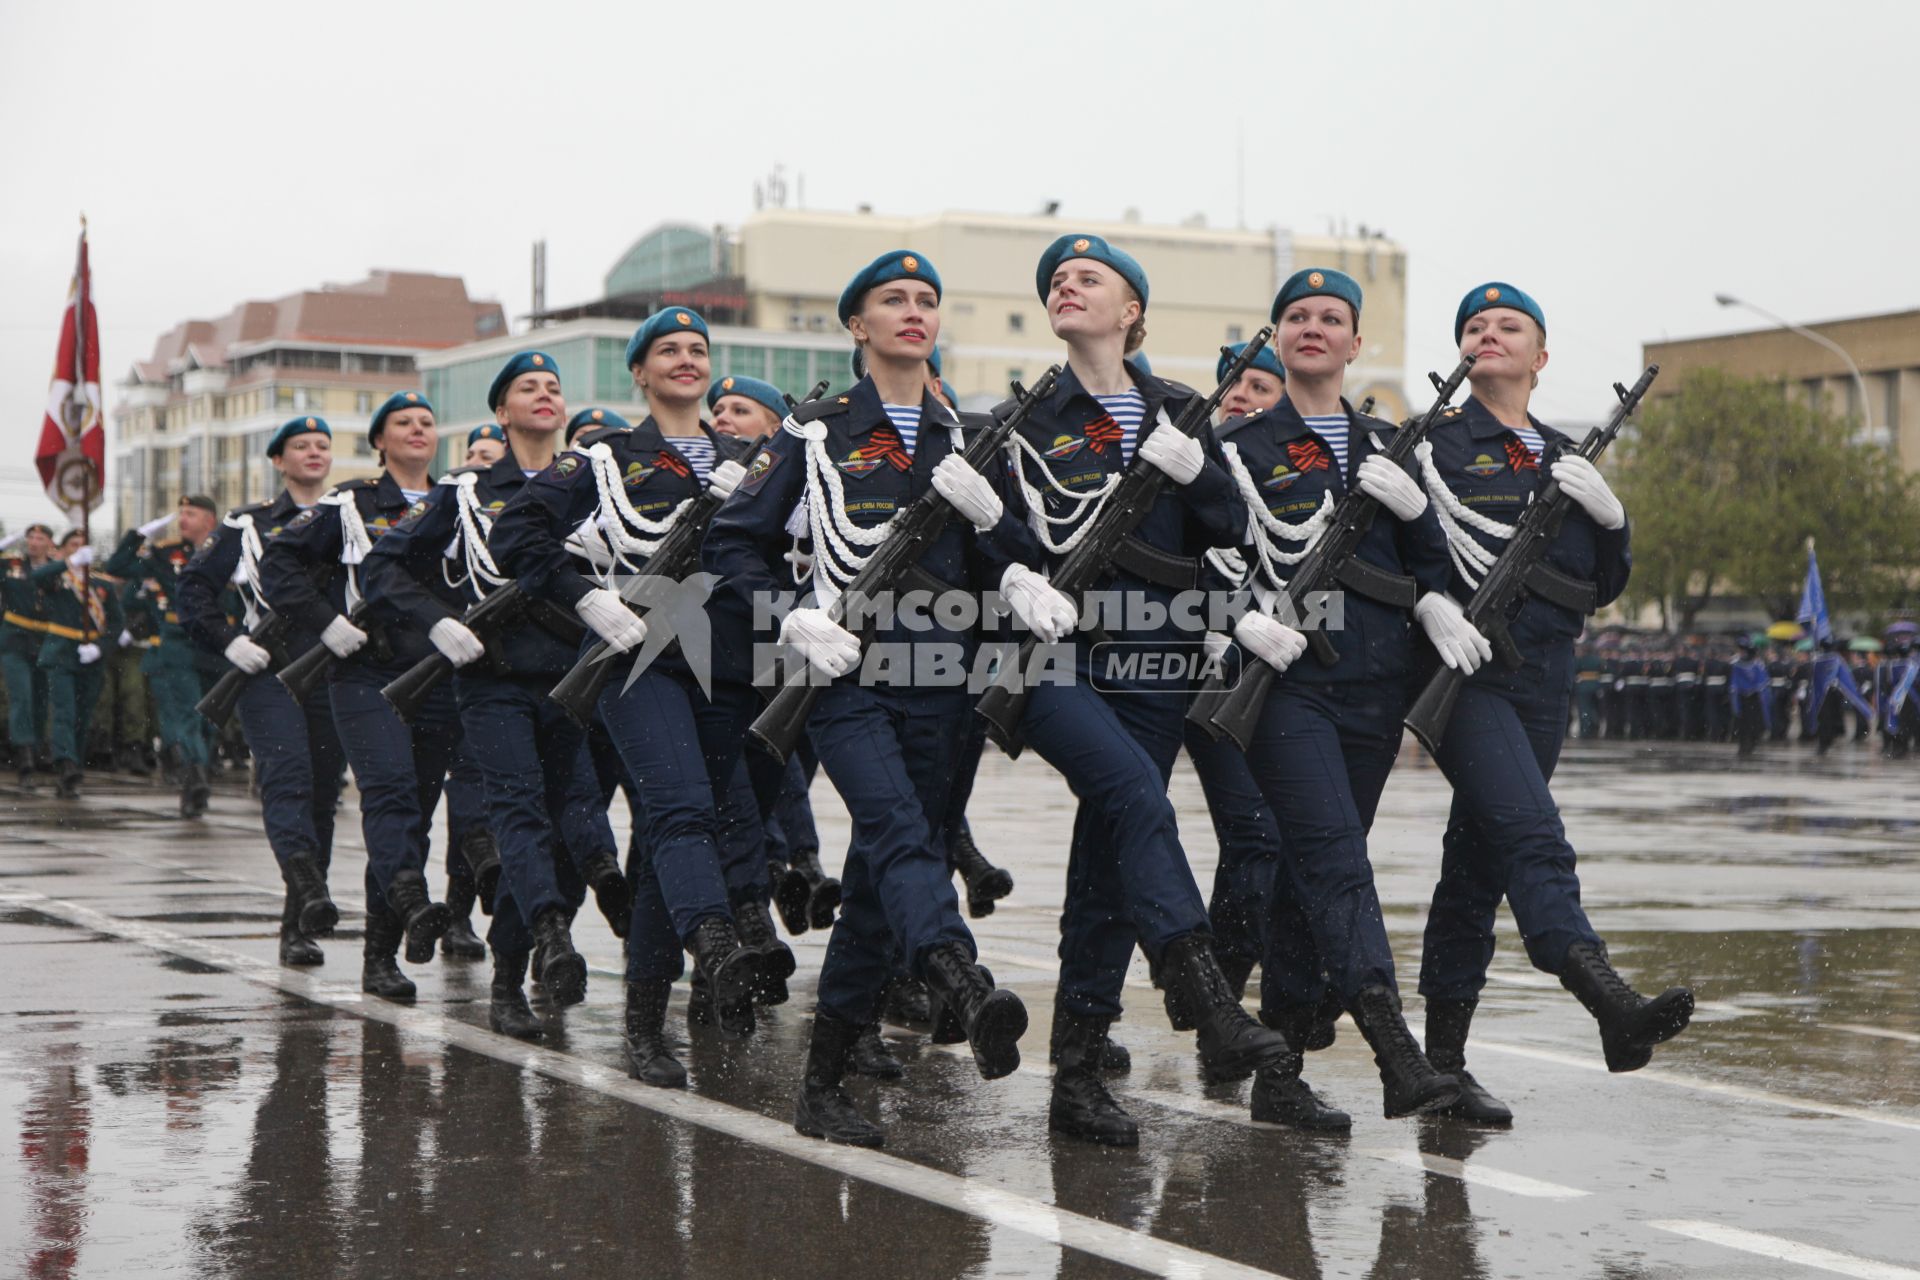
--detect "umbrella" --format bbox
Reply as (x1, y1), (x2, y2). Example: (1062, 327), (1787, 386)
(1767, 621), (1806, 641)
(1885, 620), (1920, 638)
(1849, 637), (1883, 653)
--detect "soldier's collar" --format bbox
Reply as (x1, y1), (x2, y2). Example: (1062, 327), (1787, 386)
(1462, 395), (1561, 445)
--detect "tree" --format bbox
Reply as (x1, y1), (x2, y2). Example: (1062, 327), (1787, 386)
(1614, 368), (1920, 631)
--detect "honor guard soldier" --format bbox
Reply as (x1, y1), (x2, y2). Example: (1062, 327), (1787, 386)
(1702, 638), (1732, 742)
(258, 395), (461, 999)
(1573, 639), (1605, 738)
(1729, 636), (1772, 755)
(708, 374), (789, 440)
(1879, 634), (1917, 756)
(490, 316), (785, 1079)
(114, 498), (222, 816)
(464, 422), (508, 468)
(2, 524), (56, 783)
(1413, 283), (1694, 1121)
(1211, 269), (1460, 1129)
(705, 250), (1036, 1146)
(179, 417), (349, 966)
(364, 354), (629, 1041)
(989, 234), (1295, 1146)
(33, 531), (123, 797)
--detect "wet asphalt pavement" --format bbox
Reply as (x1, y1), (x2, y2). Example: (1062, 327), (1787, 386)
(2, 737), (1918, 1279)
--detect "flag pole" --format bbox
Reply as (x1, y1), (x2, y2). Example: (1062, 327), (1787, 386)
(75, 215), (93, 613)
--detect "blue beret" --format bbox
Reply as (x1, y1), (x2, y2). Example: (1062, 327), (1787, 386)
(1127, 351), (1153, 377)
(466, 423), (507, 447)
(837, 250), (942, 326)
(625, 308), (711, 368)
(488, 350), (560, 411)
(368, 390), (433, 445)
(1036, 234), (1149, 308)
(1455, 282), (1546, 343)
(1216, 341), (1284, 385)
(267, 415), (330, 457)
(1271, 268), (1363, 325)
(707, 375), (788, 422)
(927, 345), (943, 379)
(565, 407), (632, 444)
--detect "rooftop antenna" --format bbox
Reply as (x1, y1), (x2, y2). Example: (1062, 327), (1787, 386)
(531, 239), (547, 323)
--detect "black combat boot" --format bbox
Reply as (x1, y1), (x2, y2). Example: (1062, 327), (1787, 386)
(458, 827), (501, 916)
(1161, 934), (1295, 1084)
(1349, 986), (1460, 1118)
(1250, 1045), (1351, 1131)
(530, 907), (588, 1007)
(11, 744), (32, 788)
(1262, 993), (1341, 1055)
(1424, 998), (1513, 1126)
(946, 825), (1013, 918)
(685, 916), (762, 1038)
(731, 898), (796, 1006)
(781, 847), (840, 930)
(440, 879), (486, 960)
(847, 1023), (905, 1080)
(180, 762), (212, 819)
(281, 852), (340, 937)
(1558, 941), (1695, 1072)
(923, 944), (1027, 1080)
(1047, 1004), (1131, 1075)
(385, 868), (451, 966)
(623, 979), (686, 1087)
(53, 758), (81, 799)
(880, 972), (932, 1027)
(1048, 1011), (1138, 1147)
(771, 858), (811, 936)
(793, 1013), (885, 1147)
(1154, 951), (1197, 1032)
(361, 908), (416, 1000)
(1218, 953), (1255, 1005)
(277, 891), (324, 967)
(577, 850), (630, 938)
(488, 951), (542, 1041)
(160, 743), (184, 787)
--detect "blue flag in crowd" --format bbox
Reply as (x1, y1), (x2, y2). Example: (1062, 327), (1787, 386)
(1798, 540), (1833, 644)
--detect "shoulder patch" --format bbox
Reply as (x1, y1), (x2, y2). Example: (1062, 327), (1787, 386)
(403, 498), (432, 522)
(737, 449), (784, 496)
(552, 453), (583, 478)
(287, 507), (321, 529)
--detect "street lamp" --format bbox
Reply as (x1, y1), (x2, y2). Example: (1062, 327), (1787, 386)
(1715, 293), (1877, 439)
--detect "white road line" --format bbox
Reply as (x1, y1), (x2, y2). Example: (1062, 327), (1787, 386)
(1354, 1148), (1589, 1200)
(1825, 1022), (1920, 1046)
(1473, 1039), (1920, 1133)
(6, 888), (1290, 1280)
(1649, 1219), (1920, 1279)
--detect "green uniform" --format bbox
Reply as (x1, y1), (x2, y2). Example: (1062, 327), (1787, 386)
(34, 555), (125, 770)
(121, 538), (211, 768)
(97, 531), (151, 766)
(2, 551), (51, 756)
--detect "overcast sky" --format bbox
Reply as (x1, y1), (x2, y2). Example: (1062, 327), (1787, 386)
(2, 0), (1914, 530)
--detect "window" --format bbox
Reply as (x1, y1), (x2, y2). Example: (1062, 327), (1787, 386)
(1225, 325), (1243, 343)
(771, 348), (810, 393)
(274, 386), (295, 410)
(1008, 313), (1024, 333)
(355, 391), (373, 414)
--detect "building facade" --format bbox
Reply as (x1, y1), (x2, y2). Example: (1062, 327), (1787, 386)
(113, 271), (504, 526)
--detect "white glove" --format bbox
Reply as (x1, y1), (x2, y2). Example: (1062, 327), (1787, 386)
(77, 643), (101, 665)
(137, 514), (173, 539)
(1137, 427), (1204, 485)
(1415, 592), (1493, 674)
(1550, 456), (1625, 530)
(780, 606), (861, 678)
(429, 618), (486, 667)
(320, 614), (368, 659)
(1000, 563), (1078, 643)
(576, 587), (647, 653)
(1356, 455), (1427, 521)
(66, 546), (94, 568)
(1202, 631), (1232, 663)
(224, 635), (272, 674)
(118, 629), (135, 649)
(1234, 612), (1308, 673)
(931, 455), (1005, 532)
(707, 458), (748, 500)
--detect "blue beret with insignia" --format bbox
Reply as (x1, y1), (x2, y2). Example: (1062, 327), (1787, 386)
(267, 415), (331, 457)
(625, 308), (711, 369)
(1455, 282), (1546, 344)
(1272, 268), (1363, 326)
(565, 407), (632, 444)
(466, 423), (507, 447)
(837, 250), (943, 326)
(1216, 341), (1284, 385)
(368, 391), (433, 446)
(1036, 234), (1150, 308)
(488, 350), (561, 411)
(706, 375), (788, 422)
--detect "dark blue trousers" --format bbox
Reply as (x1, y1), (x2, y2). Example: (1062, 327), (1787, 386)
(1418, 649), (1602, 1001)
(762, 742), (820, 870)
(1021, 680), (1210, 1020)
(440, 741), (484, 896)
(1183, 721), (1278, 971)
(810, 683), (974, 1026)
(234, 672), (345, 873)
(716, 757), (772, 904)
(1244, 680), (1404, 1003)
(330, 666), (459, 908)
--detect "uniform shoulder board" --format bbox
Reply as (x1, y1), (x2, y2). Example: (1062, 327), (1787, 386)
(571, 424), (625, 450)
(1215, 409), (1263, 441)
(232, 498), (273, 516)
(1158, 378), (1199, 399)
(1353, 408), (1397, 434)
(339, 476), (381, 490)
(954, 410), (997, 437)
(444, 462), (491, 479)
(790, 395), (851, 425)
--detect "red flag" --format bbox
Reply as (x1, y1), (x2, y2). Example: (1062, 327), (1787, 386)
(35, 225), (106, 519)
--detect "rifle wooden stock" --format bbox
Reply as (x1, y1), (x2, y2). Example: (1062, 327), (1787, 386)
(749, 367), (1064, 763)
(380, 582), (527, 722)
(1187, 355), (1478, 750)
(973, 333), (1276, 757)
(1403, 365), (1659, 755)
